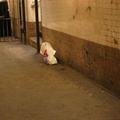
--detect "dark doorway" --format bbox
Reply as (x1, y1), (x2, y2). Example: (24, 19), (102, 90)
(0, 1), (11, 38)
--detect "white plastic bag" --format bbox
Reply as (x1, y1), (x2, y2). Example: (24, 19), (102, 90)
(40, 42), (57, 65)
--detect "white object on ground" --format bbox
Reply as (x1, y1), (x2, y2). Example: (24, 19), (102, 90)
(40, 42), (57, 65)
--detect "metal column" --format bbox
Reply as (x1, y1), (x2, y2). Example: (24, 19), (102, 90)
(35, 0), (40, 53)
(22, 0), (26, 44)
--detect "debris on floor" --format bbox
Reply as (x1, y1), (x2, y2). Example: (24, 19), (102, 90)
(40, 42), (57, 65)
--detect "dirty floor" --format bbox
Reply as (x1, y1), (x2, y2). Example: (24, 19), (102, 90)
(0, 41), (120, 120)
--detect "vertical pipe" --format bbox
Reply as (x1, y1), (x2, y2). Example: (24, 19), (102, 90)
(22, 0), (26, 44)
(3, 19), (5, 38)
(13, 0), (15, 37)
(35, 0), (40, 53)
(19, 0), (22, 42)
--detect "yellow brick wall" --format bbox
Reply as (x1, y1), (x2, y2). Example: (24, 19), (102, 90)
(41, 0), (120, 50)
(41, 0), (120, 97)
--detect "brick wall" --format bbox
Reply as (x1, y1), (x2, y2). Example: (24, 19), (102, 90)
(26, 0), (41, 42)
(41, 0), (120, 97)
(41, 0), (120, 49)
(26, 22), (41, 43)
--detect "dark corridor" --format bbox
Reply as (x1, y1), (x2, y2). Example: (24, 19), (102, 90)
(0, 1), (11, 38)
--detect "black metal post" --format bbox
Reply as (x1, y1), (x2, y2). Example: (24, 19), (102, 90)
(19, 0), (22, 42)
(22, 0), (26, 44)
(35, 0), (40, 53)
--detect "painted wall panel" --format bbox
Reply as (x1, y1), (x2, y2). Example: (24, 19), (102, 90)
(41, 0), (120, 49)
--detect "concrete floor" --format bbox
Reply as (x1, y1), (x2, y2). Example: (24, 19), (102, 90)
(0, 41), (120, 120)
